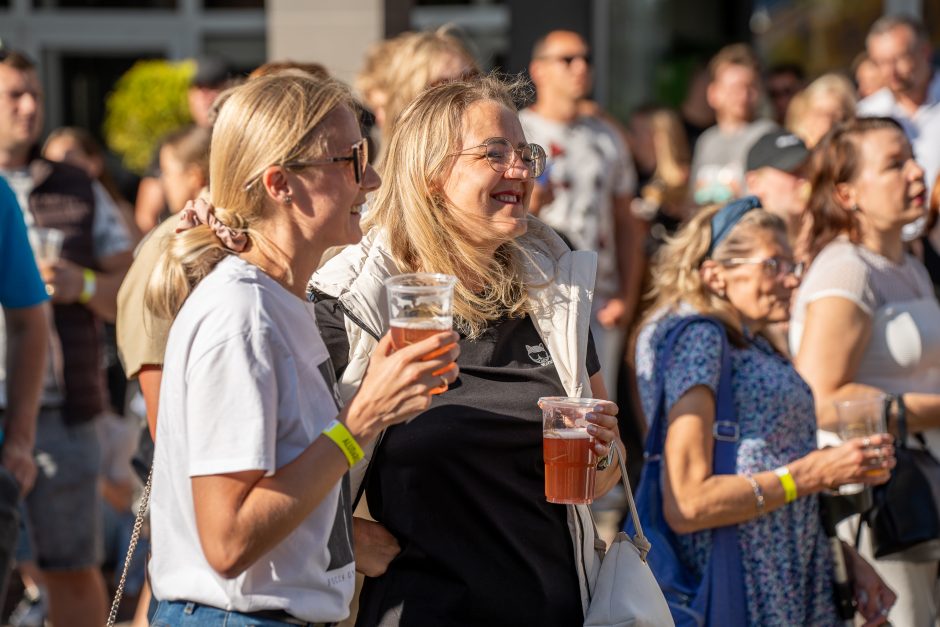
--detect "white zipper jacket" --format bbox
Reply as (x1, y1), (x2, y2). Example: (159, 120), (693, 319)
(309, 217), (604, 613)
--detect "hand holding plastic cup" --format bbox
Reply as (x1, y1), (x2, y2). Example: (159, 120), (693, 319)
(385, 273), (458, 393)
(834, 394), (890, 493)
(539, 397), (602, 504)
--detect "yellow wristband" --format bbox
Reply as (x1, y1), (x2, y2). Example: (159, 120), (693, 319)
(322, 420), (364, 468)
(774, 466), (798, 503)
(78, 268), (96, 304)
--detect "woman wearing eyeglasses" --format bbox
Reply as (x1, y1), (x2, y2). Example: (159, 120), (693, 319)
(792, 117), (940, 626)
(144, 74), (459, 626)
(310, 75), (623, 626)
(634, 200), (896, 626)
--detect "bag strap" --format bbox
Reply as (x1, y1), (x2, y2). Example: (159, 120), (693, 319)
(106, 464), (152, 627)
(614, 441), (651, 561)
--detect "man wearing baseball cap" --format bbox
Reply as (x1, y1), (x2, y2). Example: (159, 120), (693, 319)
(744, 129), (811, 252)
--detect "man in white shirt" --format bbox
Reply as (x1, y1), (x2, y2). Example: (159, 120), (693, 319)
(520, 30), (642, 398)
(857, 15), (940, 257)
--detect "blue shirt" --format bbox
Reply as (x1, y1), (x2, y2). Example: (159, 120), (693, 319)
(0, 177), (47, 309)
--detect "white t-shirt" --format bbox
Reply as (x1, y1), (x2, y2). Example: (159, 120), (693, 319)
(149, 256), (355, 622)
(689, 119), (777, 206)
(519, 110), (636, 298)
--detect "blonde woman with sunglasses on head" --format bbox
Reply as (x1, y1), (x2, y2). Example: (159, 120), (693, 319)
(144, 73), (459, 627)
(311, 74), (623, 626)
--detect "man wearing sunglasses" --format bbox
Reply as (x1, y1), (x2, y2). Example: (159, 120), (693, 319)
(521, 30), (642, 404)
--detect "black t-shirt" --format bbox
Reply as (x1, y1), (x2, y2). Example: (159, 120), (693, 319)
(315, 297), (600, 627)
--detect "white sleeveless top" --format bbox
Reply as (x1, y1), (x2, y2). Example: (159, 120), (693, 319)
(790, 238), (940, 450)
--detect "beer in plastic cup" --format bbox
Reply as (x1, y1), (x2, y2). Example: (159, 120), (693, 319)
(834, 394), (889, 492)
(540, 397), (601, 504)
(385, 273), (457, 393)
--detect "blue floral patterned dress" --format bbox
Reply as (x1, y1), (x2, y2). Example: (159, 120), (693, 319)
(635, 307), (839, 626)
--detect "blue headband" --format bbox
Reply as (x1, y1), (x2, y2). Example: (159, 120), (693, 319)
(706, 196), (762, 257)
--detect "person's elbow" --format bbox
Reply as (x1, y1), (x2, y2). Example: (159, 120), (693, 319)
(663, 492), (709, 535)
(201, 536), (255, 579)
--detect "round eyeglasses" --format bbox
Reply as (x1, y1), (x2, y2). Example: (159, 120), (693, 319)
(721, 256), (805, 280)
(450, 137), (546, 178)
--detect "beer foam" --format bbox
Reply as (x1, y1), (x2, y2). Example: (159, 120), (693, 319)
(390, 316), (451, 330)
(544, 428), (591, 439)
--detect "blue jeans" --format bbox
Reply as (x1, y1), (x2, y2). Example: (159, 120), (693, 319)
(150, 600), (333, 627)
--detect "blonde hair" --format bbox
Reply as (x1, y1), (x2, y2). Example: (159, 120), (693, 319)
(364, 74), (531, 339)
(644, 204), (788, 344)
(785, 73), (856, 148)
(358, 26), (479, 135)
(146, 74), (355, 318)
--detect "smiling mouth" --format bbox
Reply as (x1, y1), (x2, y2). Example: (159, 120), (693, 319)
(492, 192), (522, 204)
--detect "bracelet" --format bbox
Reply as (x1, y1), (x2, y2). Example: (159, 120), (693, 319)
(744, 473), (765, 517)
(775, 466), (798, 503)
(322, 420), (364, 468)
(78, 268), (96, 304)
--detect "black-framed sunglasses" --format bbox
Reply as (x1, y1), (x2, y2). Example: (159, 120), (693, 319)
(721, 256), (805, 280)
(244, 137), (369, 190)
(450, 137), (546, 178)
(538, 53), (592, 66)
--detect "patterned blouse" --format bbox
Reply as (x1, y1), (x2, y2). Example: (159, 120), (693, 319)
(635, 307), (839, 627)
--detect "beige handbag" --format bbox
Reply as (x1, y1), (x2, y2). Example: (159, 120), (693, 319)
(584, 443), (674, 627)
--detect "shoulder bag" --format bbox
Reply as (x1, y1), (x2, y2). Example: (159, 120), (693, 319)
(626, 315), (748, 627)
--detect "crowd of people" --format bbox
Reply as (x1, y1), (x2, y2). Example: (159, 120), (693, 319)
(0, 11), (939, 627)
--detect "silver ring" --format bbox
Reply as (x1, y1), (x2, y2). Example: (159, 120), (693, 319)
(880, 607), (890, 617)
(862, 436), (872, 448)
(45, 283), (55, 296)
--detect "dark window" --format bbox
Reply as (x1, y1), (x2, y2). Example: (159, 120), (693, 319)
(203, 0), (263, 8)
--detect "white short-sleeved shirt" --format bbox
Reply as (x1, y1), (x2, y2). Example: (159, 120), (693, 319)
(149, 256), (354, 622)
(790, 239), (940, 443)
(519, 110), (636, 298)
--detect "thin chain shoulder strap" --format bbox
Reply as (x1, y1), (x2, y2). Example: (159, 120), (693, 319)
(106, 464), (153, 627)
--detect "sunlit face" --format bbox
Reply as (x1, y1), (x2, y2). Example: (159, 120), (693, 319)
(847, 128), (926, 233)
(747, 166), (808, 221)
(712, 233), (800, 330)
(708, 63), (760, 123)
(802, 92), (850, 148)
(43, 135), (100, 178)
(159, 144), (204, 214)
(855, 58), (884, 99)
(532, 31), (592, 101)
(441, 100), (534, 249)
(0, 65), (43, 155)
(285, 105), (381, 250)
(867, 25), (930, 95)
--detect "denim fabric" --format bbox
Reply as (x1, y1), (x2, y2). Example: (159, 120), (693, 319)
(150, 600), (331, 627)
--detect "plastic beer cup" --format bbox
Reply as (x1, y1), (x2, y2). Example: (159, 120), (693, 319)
(539, 397), (601, 504)
(834, 394), (889, 493)
(27, 227), (64, 263)
(385, 273), (457, 393)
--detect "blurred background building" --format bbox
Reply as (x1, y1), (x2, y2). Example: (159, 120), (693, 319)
(0, 0), (936, 173)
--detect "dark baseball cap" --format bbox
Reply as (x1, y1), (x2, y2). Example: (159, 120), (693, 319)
(191, 56), (231, 88)
(746, 130), (809, 174)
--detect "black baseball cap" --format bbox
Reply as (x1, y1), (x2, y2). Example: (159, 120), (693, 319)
(746, 130), (809, 174)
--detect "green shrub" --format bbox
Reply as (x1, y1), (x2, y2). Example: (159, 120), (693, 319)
(103, 59), (194, 175)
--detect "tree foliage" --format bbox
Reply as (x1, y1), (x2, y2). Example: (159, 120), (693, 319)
(103, 59), (194, 175)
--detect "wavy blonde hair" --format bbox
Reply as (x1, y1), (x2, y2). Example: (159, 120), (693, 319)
(358, 26), (479, 136)
(644, 204), (788, 344)
(146, 73), (355, 319)
(364, 74), (533, 338)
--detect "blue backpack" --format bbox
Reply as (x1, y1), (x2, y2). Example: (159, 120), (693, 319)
(627, 315), (748, 626)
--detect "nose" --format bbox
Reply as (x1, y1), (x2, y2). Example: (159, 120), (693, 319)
(361, 163), (381, 192)
(504, 155), (531, 180)
(20, 92), (39, 115)
(906, 158), (925, 182)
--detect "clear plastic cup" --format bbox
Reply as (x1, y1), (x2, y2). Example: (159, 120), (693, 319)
(539, 397), (602, 504)
(834, 394), (889, 493)
(385, 273), (457, 350)
(27, 227), (64, 263)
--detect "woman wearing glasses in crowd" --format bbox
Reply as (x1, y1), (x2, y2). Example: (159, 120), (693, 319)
(310, 75), (623, 626)
(143, 73), (459, 626)
(635, 199), (896, 626)
(792, 117), (940, 626)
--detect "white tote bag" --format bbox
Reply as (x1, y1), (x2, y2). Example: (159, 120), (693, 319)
(584, 443), (674, 627)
